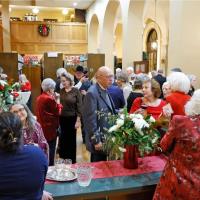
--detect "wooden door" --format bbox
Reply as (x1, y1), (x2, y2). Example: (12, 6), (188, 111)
(87, 54), (105, 79)
(22, 66), (42, 114)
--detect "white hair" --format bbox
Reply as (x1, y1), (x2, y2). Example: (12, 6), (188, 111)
(167, 72), (190, 94)
(162, 81), (170, 89)
(126, 66), (133, 72)
(185, 89), (200, 116)
(187, 74), (196, 83)
(56, 68), (67, 78)
(116, 68), (122, 73)
(41, 78), (56, 92)
(19, 74), (28, 83)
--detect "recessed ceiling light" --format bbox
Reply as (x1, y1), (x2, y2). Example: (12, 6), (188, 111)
(62, 8), (69, 15)
(32, 7), (39, 14)
(73, 2), (78, 7)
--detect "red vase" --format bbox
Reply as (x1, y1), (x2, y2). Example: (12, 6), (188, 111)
(123, 145), (138, 169)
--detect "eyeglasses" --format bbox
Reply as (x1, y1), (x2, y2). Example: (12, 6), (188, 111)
(12, 107), (25, 114)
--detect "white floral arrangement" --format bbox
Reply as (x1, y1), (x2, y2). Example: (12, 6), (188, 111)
(104, 110), (160, 158)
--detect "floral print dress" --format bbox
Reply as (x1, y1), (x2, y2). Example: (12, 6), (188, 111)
(153, 115), (200, 200)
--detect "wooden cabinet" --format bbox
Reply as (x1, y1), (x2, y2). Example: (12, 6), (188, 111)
(0, 53), (19, 81)
(22, 66), (42, 113)
(43, 53), (63, 80)
(0, 21), (3, 52)
(87, 53), (105, 79)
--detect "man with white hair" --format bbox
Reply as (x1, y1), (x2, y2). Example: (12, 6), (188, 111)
(126, 66), (135, 84)
(83, 66), (116, 162)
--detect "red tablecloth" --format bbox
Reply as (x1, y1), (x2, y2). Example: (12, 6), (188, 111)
(46, 155), (167, 184)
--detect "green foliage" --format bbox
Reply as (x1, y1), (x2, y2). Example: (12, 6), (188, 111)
(103, 109), (160, 159)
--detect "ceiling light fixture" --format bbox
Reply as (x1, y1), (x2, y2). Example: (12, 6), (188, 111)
(32, 7), (39, 14)
(73, 2), (78, 7)
(62, 8), (69, 15)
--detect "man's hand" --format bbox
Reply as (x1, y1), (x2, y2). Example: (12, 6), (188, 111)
(94, 142), (103, 151)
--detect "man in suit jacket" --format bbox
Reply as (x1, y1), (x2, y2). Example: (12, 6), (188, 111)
(83, 66), (116, 162)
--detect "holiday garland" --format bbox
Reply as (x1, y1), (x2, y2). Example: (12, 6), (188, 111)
(38, 24), (50, 37)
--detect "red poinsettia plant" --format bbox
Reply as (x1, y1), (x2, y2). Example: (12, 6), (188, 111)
(0, 80), (20, 111)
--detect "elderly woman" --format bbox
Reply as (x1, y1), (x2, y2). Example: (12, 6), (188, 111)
(130, 79), (166, 119)
(59, 73), (82, 163)
(10, 103), (48, 157)
(55, 67), (67, 93)
(127, 79), (143, 112)
(0, 112), (52, 200)
(116, 72), (132, 106)
(166, 72), (191, 116)
(153, 89), (200, 200)
(187, 74), (197, 96)
(36, 78), (62, 166)
(162, 81), (172, 99)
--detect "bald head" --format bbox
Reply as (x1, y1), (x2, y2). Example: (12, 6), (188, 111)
(96, 66), (113, 89)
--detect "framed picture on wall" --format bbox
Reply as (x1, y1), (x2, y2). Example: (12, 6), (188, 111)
(133, 60), (149, 74)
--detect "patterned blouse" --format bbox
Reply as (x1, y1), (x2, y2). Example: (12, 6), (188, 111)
(22, 121), (49, 156)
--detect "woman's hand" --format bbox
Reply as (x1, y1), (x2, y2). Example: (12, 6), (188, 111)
(75, 120), (81, 129)
(42, 190), (53, 200)
(134, 108), (147, 115)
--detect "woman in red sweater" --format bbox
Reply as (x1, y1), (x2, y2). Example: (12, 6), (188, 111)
(130, 79), (166, 120)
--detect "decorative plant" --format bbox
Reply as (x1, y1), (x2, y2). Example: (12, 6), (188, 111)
(0, 80), (19, 112)
(38, 24), (50, 37)
(103, 109), (161, 159)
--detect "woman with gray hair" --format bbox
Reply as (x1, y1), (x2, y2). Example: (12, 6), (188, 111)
(36, 78), (62, 166)
(165, 72), (191, 116)
(10, 103), (48, 156)
(153, 89), (200, 200)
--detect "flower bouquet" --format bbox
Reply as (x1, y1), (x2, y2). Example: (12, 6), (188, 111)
(103, 109), (160, 168)
(0, 80), (20, 112)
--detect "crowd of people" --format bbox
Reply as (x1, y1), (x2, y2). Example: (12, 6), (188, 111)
(0, 64), (199, 199)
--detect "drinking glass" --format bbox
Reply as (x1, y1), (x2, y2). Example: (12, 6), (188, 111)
(55, 158), (64, 176)
(77, 165), (92, 187)
(64, 159), (72, 169)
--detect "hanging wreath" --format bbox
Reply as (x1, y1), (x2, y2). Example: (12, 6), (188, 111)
(38, 24), (50, 37)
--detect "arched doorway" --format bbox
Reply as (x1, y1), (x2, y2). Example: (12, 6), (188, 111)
(143, 20), (161, 72)
(88, 14), (99, 53)
(147, 29), (158, 71)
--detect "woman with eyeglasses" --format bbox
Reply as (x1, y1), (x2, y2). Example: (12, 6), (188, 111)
(0, 112), (53, 200)
(10, 103), (49, 157)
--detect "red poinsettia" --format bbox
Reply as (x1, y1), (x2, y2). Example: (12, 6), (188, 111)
(12, 92), (19, 98)
(0, 85), (4, 91)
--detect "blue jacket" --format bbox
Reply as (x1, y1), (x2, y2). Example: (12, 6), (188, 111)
(82, 83), (116, 153)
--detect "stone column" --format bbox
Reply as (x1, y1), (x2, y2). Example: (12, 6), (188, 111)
(2, 0), (11, 52)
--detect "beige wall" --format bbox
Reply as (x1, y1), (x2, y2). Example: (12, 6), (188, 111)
(114, 23), (122, 58)
(168, 0), (200, 88)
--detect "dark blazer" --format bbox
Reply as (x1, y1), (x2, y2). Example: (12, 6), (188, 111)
(107, 85), (125, 110)
(82, 83), (116, 153)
